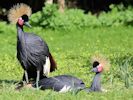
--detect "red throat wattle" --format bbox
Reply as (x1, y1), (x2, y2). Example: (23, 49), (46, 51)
(18, 18), (24, 26)
(97, 64), (103, 72)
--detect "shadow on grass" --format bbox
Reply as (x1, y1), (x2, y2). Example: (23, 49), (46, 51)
(0, 79), (36, 90)
(0, 79), (24, 90)
(0, 79), (19, 84)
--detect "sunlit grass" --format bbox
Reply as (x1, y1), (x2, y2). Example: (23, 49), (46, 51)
(0, 23), (133, 99)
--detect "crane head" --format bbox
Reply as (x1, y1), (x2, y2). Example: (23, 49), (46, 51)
(92, 61), (103, 73)
(90, 54), (110, 73)
(8, 3), (32, 25)
(17, 15), (31, 27)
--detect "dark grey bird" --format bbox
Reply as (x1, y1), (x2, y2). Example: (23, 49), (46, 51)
(85, 61), (103, 92)
(31, 61), (104, 93)
(8, 3), (57, 88)
(34, 75), (85, 93)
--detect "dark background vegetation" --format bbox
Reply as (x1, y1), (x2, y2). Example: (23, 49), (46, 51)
(0, 0), (133, 21)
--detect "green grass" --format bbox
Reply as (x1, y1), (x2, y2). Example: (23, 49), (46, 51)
(0, 23), (133, 100)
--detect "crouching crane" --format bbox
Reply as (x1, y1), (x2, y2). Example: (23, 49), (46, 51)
(8, 3), (57, 88)
(27, 55), (110, 93)
(33, 61), (103, 93)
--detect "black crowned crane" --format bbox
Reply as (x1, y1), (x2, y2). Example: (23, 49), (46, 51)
(25, 55), (110, 93)
(8, 3), (57, 88)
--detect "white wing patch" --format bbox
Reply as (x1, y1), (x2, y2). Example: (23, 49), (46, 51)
(59, 85), (71, 93)
(43, 56), (50, 76)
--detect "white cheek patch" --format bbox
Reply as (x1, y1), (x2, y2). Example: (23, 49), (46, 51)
(43, 56), (50, 76)
(59, 85), (71, 93)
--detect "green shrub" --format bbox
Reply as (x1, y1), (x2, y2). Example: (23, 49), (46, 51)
(30, 4), (59, 29)
(30, 4), (100, 30)
(30, 4), (133, 30)
(98, 4), (133, 26)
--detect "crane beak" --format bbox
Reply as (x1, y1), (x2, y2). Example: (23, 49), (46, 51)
(24, 22), (32, 28)
(91, 67), (98, 73)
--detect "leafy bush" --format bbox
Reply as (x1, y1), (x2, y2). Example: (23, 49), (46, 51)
(30, 4), (100, 30)
(98, 4), (133, 26)
(30, 4), (133, 30)
(30, 4), (59, 29)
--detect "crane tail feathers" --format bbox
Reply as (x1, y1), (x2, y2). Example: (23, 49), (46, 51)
(43, 56), (50, 76)
(49, 53), (57, 72)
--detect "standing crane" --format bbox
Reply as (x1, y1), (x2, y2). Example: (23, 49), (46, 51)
(8, 3), (57, 88)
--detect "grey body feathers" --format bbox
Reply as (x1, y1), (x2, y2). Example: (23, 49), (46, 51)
(17, 27), (49, 79)
(34, 75), (85, 92)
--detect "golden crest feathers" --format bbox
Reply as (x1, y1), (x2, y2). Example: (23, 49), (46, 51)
(91, 54), (110, 72)
(8, 3), (32, 24)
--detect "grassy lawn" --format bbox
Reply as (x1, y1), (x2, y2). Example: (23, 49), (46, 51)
(0, 23), (133, 100)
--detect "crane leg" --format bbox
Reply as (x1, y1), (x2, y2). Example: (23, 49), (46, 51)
(36, 70), (40, 89)
(24, 70), (29, 83)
